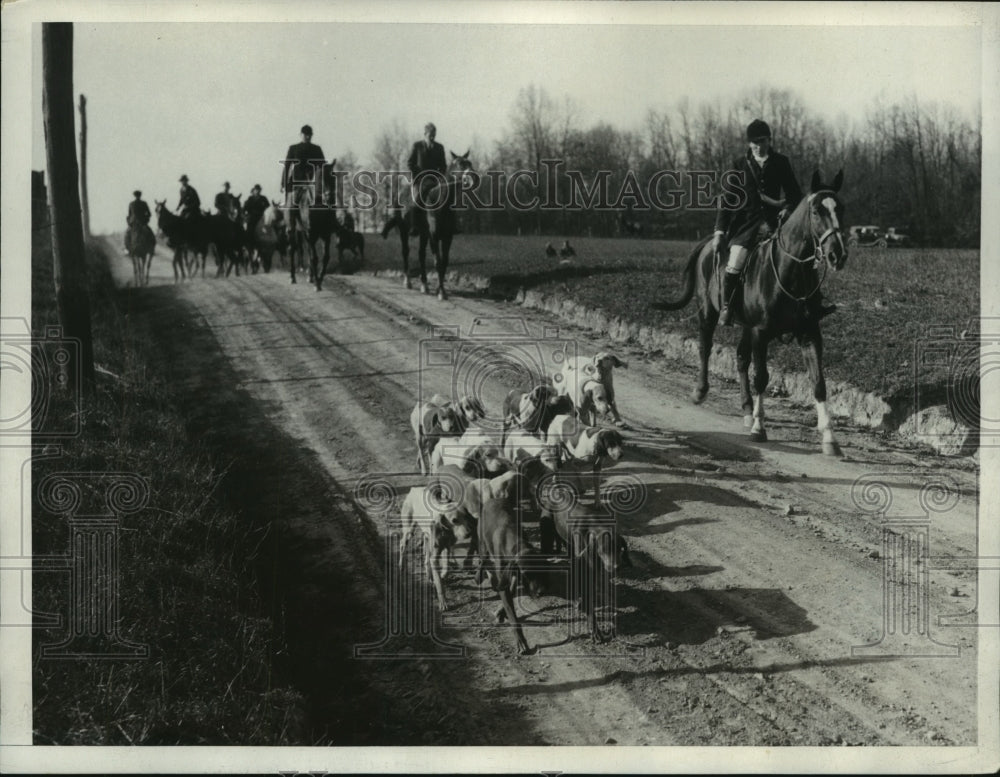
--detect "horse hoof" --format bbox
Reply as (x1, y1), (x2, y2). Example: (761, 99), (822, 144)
(420, 282), (428, 294)
(749, 429), (767, 443)
(291, 278), (296, 284)
(437, 288), (447, 301)
(691, 388), (708, 404)
(743, 415), (754, 429)
(404, 277), (412, 290)
(823, 441), (843, 457)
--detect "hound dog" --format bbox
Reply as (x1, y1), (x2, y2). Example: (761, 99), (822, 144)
(501, 384), (575, 446)
(476, 495), (546, 655)
(398, 486), (475, 612)
(428, 422), (511, 477)
(410, 394), (487, 474)
(431, 464), (521, 572)
(546, 413), (625, 503)
(557, 351), (628, 426)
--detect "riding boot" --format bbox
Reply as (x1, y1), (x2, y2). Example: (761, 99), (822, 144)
(719, 272), (741, 326)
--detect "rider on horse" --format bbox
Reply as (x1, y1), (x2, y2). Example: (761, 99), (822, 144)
(125, 190), (151, 253)
(407, 122), (447, 228)
(714, 119), (835, 326)
(243, 184), (269, 235)
(176, 175), (201, 219)
(280, 124), (326, 229)
(214, 181), (237, 219)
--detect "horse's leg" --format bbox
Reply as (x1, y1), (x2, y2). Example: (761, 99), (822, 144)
(797, 326), (841, 456)
(436, 234), (452, 301)
(749, 329), (770, 442)
(692, 304), (719, 404)
(315, 236), (331, 292)
(736, 326), (754, 427)
(417, 232), (429, 294)
(400, 226), (412, 289)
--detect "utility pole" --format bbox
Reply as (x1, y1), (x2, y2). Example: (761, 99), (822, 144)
(79, 94), (91, 240)
(43, 22), (95, 393)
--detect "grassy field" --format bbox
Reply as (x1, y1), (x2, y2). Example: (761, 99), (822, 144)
(31, 237), (306, 744)
(361, 232), (979, 401)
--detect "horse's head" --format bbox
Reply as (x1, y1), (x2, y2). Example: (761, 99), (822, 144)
(449, 149), (475, 184)
(229, 194), (243, 222)
(805, 170), (848, 271)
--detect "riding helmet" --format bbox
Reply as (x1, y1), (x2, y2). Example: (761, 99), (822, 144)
(746, 119), (771, 141)
(301, 124), (313, 135)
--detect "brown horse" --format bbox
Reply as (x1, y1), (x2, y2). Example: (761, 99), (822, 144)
(656, 170), (848, 455)
(286, 159), (340, 290)
(125, 221), (156, 286)
(380, 150), (474, 301)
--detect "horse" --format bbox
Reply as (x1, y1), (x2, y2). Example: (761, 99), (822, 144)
(655, 170), (849, 455)
(210, 195), (249, 278)
(247, 201), (287, 274)
(380, 150), (474, 301)
(155, 201), (210, 282)
(285, 159), (340, 290)
(125, 220), (156, 286)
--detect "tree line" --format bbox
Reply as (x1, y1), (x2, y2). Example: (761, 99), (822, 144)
(368, 84), (981, 247)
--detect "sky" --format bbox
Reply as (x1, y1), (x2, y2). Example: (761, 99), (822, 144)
(25, 4), (986, 234)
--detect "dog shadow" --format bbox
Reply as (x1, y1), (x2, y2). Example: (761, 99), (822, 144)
(614, 583), (817, 646)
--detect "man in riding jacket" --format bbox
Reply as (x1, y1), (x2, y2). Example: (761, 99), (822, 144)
(407, 122), (447, 224)
(176, 175), (201, 219)
(281, 125), (326, 227)
(243, 184), (269, 235)
(125, 190), (151, 253)
(127, 190), (151, 227)
(714, 119), (835, 326)
(214, 181), (237, 218)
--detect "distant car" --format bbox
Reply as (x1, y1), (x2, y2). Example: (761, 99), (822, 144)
(884, 227), (910, 246)
(848, 225), (887, 249)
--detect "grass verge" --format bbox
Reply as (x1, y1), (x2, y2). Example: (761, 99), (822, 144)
(362, 234), (979, 402)
(30, 235), (307, 744)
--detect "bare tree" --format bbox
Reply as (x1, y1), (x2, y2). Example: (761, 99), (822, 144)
(43, 22), (94, 392)
(371, 118), (411, 222)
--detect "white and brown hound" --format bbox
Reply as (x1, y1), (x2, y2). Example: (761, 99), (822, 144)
(546, 413), (625, 502)
(557, 351), (628, 426)
(410, 394), (487, 474)
(398, 486), (475, 612)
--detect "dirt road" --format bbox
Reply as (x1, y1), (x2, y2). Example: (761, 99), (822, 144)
(109, 242), (981, 748)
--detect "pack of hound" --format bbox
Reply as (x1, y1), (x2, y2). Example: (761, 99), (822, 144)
(397, 350), (630, 654)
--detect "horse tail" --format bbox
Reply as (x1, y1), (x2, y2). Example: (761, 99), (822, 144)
(657, 235), (711, 311)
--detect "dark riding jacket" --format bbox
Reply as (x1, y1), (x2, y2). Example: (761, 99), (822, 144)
(244, 193), (268, 217)
(177, 185), (201, 215)
(408, 140), (447, 178)
(716, 148), (802, 239)
(282, 141), (326, 189)
(127, 199), (151, 226)
(214, 191), (237, 216)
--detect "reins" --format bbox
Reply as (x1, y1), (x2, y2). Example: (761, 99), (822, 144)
(768, 190), (841, 303)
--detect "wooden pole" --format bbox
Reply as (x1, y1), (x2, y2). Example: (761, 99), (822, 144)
(79, 94), (91, 240)
(42, 22), (95, 393)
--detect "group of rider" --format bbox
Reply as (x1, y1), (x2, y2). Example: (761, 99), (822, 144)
(126, 118), (833, 319)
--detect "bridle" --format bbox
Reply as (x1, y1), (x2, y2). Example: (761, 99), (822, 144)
(769, 190), (845, 303)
